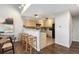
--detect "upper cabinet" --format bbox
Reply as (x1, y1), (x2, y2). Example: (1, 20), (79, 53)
(23, 19), (54, 28)
(37, 19), (44, 27)
(45, 19), (53, 28)
(24, 20), (36, 28)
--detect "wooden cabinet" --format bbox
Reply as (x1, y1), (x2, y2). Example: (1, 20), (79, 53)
(38, 19), (53, 28)
(44, 19), (53, 28)
(23, 19), (53, 28)
(24, 20), (36, 28)
(37, 20), (44, 27)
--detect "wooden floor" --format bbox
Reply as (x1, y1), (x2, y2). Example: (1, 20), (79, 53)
(3, 41), (79, 54)
(41, 41), (79, 54)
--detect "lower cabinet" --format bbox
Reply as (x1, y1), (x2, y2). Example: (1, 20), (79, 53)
(40, 32), (47, 49)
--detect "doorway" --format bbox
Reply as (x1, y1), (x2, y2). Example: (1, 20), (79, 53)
(46, 20), (55, 46)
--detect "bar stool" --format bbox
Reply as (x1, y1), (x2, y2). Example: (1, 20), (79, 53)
(20, 33), (37, 54)
(27, 36), (33, 54)
(27, 35), (37, 54)
(24, 34), (29, 52)
(20, 33), (28, 50)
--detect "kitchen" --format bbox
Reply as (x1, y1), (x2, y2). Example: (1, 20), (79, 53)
(23, 17), (55, 51)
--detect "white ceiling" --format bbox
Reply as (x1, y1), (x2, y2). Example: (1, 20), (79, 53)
(22, 4), (79, 19)
(0, 4), (22, 12)
(1, 4), (78, 19)
(11, 4), (22, 12)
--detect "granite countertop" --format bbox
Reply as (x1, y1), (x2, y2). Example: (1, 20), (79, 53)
(23, 25), (36, 29)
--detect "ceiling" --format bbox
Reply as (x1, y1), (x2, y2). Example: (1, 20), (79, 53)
(22, 4), (79, 19)
(0, 4), (22, 13)
(11, 4), (22, 12)
(1, 4), (79, 19)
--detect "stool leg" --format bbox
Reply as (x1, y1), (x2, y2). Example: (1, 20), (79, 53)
(35, 38), (37, 53)
(29, 39), (31, 54)
(1, 49), (4, 54)
(29, 39), (33, 54)
(29, 45), (32, 54)
(25, 39), (28, 52)
(12, 46), (15, 54)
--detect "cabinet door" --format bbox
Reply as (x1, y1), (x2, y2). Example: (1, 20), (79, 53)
(24, 20), (36, 28)
(45, 19), (53, 28)
(38, 20), (44, 27)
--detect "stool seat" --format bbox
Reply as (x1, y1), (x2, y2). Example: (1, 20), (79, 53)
(0, 37), (15, 54)
(0, 39), (10, 44)
(2, 43), (12, 49)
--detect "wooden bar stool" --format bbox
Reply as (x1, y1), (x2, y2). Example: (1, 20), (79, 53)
(24, 34), (29, 52)
(20, 33), (37, 54)
(27, 35), (37, 54)
(27, 35), (33, 54)
(20, 33), (29, 50)
(20, 34), (33, 54)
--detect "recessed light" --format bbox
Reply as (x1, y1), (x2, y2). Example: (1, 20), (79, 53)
(19, 6), (21, 9)
(34, 14), (39, 18)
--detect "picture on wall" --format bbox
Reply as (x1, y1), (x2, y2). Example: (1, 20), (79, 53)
(0, 18), (14, 33)
(3, 18), (13, 24)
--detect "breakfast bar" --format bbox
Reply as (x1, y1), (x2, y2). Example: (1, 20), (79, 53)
(23, 27), (47, 52)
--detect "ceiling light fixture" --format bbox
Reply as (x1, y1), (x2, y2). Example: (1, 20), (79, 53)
(34, 14), (39, 18)
(21, 4), (25, 7)
(19, 6), (21, 9)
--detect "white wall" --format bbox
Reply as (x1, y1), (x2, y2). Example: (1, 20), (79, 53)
(72, 16), (79, 42)
(0, 5), (23, 40)
(69, 12), (73, 46)
(55, 11), (72, 48)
